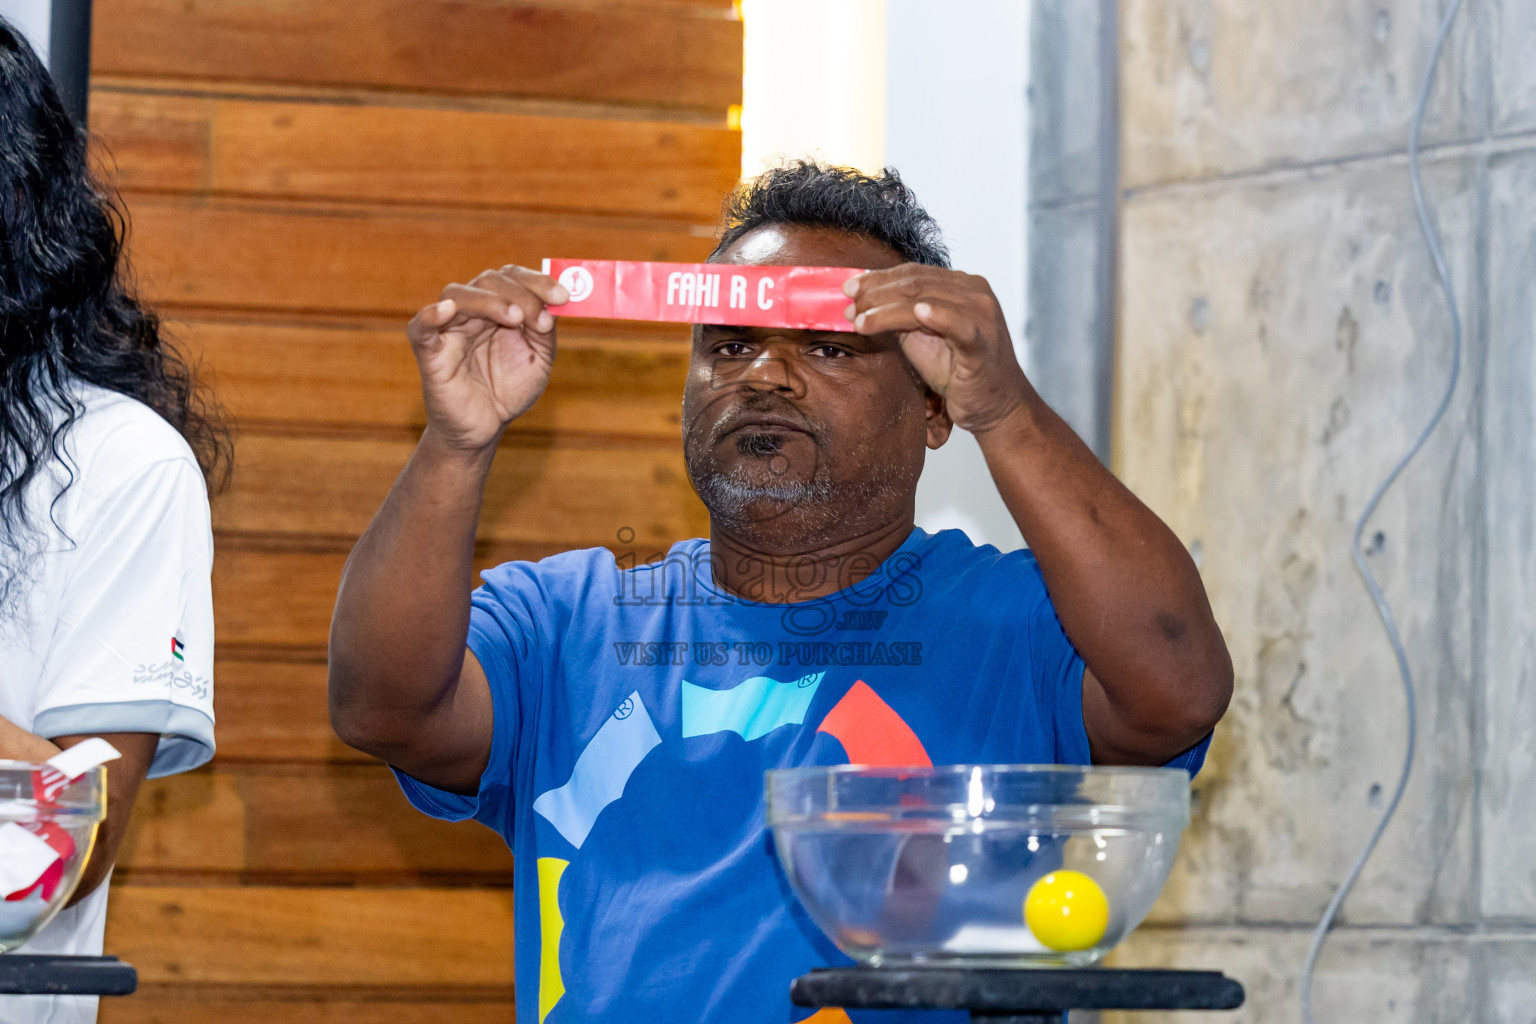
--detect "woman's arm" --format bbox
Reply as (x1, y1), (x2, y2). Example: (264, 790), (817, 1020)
(51, 732), (157, 905)
(0, 713), (61, 763)
(1, 718), (158, 905)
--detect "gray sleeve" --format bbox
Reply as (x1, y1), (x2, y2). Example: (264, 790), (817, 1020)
(32, 700), (216, 778)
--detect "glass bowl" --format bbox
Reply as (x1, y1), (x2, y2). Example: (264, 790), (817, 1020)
(0, 762), (106, 953)
(766, 764), (1189, 968)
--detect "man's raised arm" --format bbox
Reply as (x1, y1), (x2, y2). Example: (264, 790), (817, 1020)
(327, 266), (568, 794)
(846, 265), (1233, 767)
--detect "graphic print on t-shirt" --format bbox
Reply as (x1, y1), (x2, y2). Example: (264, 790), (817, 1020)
(817, 680), (933, 768)
(530, 690), (664, 1022)
(681, 671), (824, 740)
(393, 531), (1169, 1024)
(528, 672), (931, 1022)
(532, 691), (661, 850)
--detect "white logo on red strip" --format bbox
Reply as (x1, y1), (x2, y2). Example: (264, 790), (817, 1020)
(32, 766), (70, 804)
(559, 266), (594, 303)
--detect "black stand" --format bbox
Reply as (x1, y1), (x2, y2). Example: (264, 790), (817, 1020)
(793, 968), (1244, 1023)
(0, 956), (138, 996)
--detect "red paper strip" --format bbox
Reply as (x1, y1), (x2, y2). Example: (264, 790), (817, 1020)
(30, 738), (120, 804)
(542, 259), (862, 332)
(1, 822), (75, 902)
(30, 766), (68, 804)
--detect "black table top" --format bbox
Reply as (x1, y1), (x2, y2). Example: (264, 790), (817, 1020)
(0, 955), (138, 996)
(793, 968), (1245, 1013)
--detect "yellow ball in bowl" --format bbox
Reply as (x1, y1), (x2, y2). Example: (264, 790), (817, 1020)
(1024, 870), (1109, 952)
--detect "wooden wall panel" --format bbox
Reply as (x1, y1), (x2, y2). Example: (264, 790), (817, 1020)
(118, 765), (513, 882)
(94, 88), (739, 219)
(92, 0), (739, 1014)
(212, 435), (707, 547)
(180, 318), (689, 439)
(210, 660), (356, 763)
(212, 547), (346, 651)
(213, 542), (614, 652)
(93, 0), (741, 111)
(104, 887), (515, 986)
(106, 994), (516, 1024)
(91, 91), (208, 191)
(126, 196), (717, 317)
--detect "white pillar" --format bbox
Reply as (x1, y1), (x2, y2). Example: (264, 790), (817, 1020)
(888, 0), (1031, 551)
(739, 0), (887, 177)
(738, 0), (1033, 552)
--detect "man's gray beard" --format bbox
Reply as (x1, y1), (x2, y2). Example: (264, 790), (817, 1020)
(686, 457), (916, 542)
(688, 464), (836, 529)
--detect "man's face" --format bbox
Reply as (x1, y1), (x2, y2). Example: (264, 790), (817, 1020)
(681, 224), (948, 549)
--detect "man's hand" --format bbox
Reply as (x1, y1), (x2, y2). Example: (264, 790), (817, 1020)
(844, 264), (1029, 434)
(407, 265), (569, 451)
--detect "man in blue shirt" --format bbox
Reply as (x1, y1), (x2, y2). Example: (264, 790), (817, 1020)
(328, 162), (1233, 1023)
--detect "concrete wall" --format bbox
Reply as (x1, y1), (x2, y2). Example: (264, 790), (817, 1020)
(1100, 0), (1536, 1020)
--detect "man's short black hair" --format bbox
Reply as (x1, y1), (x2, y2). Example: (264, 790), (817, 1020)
(709, 160), (951, 269)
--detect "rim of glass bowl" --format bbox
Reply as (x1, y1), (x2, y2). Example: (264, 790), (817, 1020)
(765, 763), (1190, 831)
(0, 762), (107, 821)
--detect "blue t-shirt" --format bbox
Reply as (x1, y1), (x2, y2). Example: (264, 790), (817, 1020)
(396, 527), (1209, 1024)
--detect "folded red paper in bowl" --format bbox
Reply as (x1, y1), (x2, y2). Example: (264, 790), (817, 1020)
(542, 259), (863, 332)
(0, 739), (119, 904)
(0, 822), (73, 904)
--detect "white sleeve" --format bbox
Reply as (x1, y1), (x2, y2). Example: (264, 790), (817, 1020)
(30, 457), (216, 778)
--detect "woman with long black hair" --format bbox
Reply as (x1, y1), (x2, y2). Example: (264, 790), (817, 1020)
(0, 16), (230, 1021)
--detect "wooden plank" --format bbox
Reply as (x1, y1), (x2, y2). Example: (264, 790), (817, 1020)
(210, 435), (708, 547)
(213, 541), (604, 652)
(117, 764), (514, 880)
(92, 88), (740, 219)
(207, 660), (358, 763)
(214, 658), (350, 762)
(213, 547), (346, 651)
(208, 542), (679, 758)
(116, 765), (247, 872)
(103, 993), (516, 1024)
(92, 0), (742, 111)
(179, 318), (688, 439)
(89, 90), (210, 192)
(104, 886), (515, 987)
(122, 194), (717, 317)
(226, 765), (512, 879)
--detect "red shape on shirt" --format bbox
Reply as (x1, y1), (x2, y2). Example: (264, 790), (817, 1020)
(816, 680), (932, 768)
